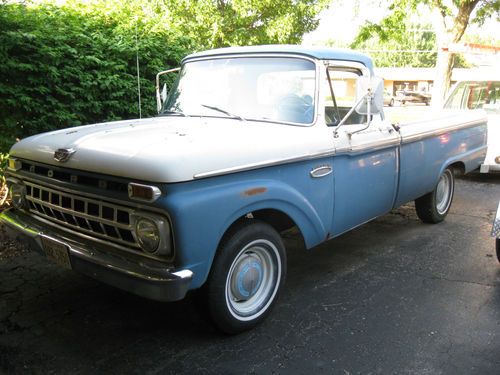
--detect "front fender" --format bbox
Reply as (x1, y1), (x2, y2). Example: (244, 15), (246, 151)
(161, 177), (330, 289)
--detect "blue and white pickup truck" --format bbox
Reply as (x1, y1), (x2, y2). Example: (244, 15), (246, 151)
(1, 46), (487, 333)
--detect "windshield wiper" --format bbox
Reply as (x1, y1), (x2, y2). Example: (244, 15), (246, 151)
(201, 104), (246, 121)
(159, 110), (188, 117)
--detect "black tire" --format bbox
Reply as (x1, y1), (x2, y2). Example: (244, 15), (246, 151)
(415, 168), (455, 223)
(496, 238), (500, 263)
(205, 220), (286, 334)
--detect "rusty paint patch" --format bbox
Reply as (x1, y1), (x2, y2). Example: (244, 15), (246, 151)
(242, 187), (267, 197)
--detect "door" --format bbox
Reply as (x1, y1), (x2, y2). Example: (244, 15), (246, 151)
(323, 64), (400, 237)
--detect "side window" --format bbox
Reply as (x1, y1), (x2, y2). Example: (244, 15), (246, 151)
(446, 81), (500, 115)
(482, 83), (500, 114)
(324, 68), (365, 126)
(445, 82), (468, 109)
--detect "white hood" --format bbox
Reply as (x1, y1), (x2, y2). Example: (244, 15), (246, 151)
(10, 117), (332, 183)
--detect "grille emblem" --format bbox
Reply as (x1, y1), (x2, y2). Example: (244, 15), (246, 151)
(54, 148), (76, 162)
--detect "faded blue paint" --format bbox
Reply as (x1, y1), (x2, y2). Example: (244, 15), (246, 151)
(395, 124), (487, 207)
(148, 121), (487, 289)
(331, 147), (399, 236)
(157, 158), (335, 288)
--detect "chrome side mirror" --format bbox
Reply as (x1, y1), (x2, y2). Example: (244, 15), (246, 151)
(355, 76), (384, 115)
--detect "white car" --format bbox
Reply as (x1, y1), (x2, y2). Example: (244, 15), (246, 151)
(444, 80), (500, 173)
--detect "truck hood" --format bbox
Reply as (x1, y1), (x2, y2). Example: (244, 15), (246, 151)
(10, 117), (332, 183)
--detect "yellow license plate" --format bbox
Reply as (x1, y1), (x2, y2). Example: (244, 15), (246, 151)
(41, 237), (72, 270)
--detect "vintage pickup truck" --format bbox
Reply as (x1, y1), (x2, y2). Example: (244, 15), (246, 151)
(1, 46), (487, 333)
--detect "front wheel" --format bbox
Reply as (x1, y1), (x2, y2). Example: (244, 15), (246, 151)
(205, 221), (286, 334)
(415, 168), (455, 223)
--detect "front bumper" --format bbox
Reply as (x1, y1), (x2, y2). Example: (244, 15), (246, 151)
(0, 208), (193, 302)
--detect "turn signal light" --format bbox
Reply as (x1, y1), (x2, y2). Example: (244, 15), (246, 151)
(128, 183), (161, 202)
(7, 158), (22, 171)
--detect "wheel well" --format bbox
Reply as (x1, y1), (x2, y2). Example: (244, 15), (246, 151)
(224, 209), (305, 245)
(448, 161), (465, 176)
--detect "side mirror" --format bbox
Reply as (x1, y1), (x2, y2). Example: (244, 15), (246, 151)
(355, 76), (384, 115)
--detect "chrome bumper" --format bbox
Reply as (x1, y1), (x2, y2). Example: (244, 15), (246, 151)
(0, 209), (193, 302)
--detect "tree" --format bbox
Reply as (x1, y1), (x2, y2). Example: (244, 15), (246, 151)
(352, 0), (500, 106)
(164, 0), (330, 48)
(350, 20), (437, 68)
(431, 0), (499, 105)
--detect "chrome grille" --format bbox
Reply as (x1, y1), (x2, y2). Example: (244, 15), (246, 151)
(25, 181), (138, 248)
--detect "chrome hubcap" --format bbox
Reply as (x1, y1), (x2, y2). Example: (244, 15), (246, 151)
(436, 170), (453, 215)
(226, 239), (280, 320)
(230, 254), (264, 301)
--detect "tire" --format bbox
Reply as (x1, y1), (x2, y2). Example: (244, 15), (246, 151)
(496, 238), (500, 263)
(415, 168), (455, 223)
(205, 220), (286, 334)
(389, 98), (394, 107)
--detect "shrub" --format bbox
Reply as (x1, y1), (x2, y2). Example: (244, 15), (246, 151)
(0, 153), (9, 209)
(0, 2), (194, 153)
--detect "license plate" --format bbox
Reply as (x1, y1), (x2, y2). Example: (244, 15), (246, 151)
(41, 237), (72, 270)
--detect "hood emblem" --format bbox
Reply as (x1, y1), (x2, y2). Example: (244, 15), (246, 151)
(54, 148), (76, 162)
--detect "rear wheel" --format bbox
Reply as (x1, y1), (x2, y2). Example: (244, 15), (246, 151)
(496, 239), (499, 263)
(415, 168), (455, 223)
(205, 221), (286, 334)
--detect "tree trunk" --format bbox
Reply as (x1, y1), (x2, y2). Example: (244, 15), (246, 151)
(430, 0), (479, 107)
(431, 48), (454, 107)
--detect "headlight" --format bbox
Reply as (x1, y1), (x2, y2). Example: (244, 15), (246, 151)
(133, 214), (173, 257)
(135, 218), (161, 253)
(8, 180), (26, 209)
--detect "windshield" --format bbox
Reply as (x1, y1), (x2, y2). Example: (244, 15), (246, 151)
(162, 57), (316, 125)
(445, 81), (500, 115)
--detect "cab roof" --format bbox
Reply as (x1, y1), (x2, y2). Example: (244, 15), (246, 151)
(183, 45), (374, 74)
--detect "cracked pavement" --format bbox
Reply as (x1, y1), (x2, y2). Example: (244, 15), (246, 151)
(0, 173), (499, 374)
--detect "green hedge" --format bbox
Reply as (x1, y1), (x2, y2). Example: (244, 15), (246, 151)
(0, 2), (193, 153)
